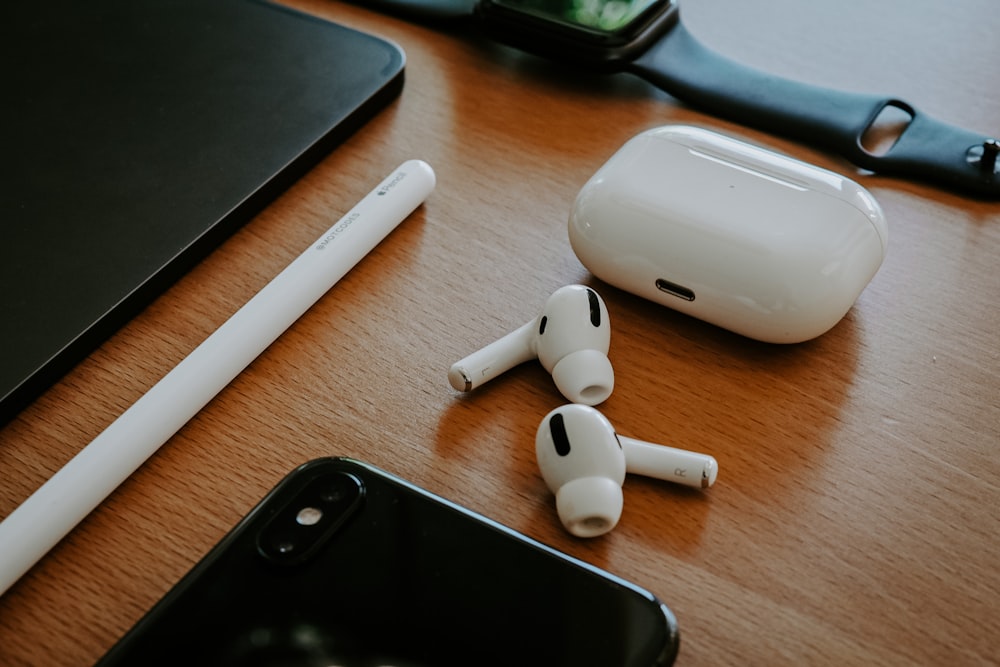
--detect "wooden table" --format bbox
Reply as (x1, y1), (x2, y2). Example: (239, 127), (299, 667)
(2, 0), (998, 664)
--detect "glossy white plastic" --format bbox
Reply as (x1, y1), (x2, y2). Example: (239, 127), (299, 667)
(535, 404), (718, 538)
(448, 284), (614, 405)
(569, 125), (888, 343)
(536, 405), (627, 538)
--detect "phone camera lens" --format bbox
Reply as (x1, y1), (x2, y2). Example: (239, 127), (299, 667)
(320, 486), (345, 503)
(257, 470), (363, 565)
(296, 507), (323, 526)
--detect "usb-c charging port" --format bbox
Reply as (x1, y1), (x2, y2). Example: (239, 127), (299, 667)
(656, 278), (695, 302)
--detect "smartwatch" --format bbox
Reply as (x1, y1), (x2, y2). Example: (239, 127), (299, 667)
(360, 0), (1000, 197)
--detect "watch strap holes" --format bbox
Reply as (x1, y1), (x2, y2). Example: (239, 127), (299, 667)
(860, 101), (914, 157)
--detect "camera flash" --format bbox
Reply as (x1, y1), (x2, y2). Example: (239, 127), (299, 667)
(296, 507), (323, 526)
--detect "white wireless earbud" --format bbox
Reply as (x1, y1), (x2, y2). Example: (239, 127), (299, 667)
(448, 285), (614, 405)
(535, 404), (718, 538)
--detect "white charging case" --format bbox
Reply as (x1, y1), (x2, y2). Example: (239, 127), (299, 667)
(569, 126), (888, 343)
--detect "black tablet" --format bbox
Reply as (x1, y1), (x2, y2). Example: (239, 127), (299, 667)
(0, 0), (405, 423)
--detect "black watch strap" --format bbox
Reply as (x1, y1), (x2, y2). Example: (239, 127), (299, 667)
(627, 22), (1000, 198)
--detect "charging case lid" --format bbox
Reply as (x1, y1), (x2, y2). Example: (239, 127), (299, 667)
(569, 126), (888, 343)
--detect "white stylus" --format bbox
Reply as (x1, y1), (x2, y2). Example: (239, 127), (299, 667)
(0, 160), (436, 596)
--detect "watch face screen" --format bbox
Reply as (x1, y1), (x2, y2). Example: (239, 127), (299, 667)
(492, 0), (664, 35)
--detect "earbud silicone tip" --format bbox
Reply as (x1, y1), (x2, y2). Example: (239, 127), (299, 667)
(550, 349), (614, 406)
(554, 476), (623, 538)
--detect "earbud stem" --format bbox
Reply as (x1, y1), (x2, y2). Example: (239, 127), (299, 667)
(620, 436), (718, 489)
(448, 320), (536, 392)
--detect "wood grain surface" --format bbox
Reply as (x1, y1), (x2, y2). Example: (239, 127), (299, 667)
(1, 0), (998, 665)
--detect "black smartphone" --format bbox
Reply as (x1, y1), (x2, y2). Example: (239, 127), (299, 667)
(96, 457), (679, 666)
